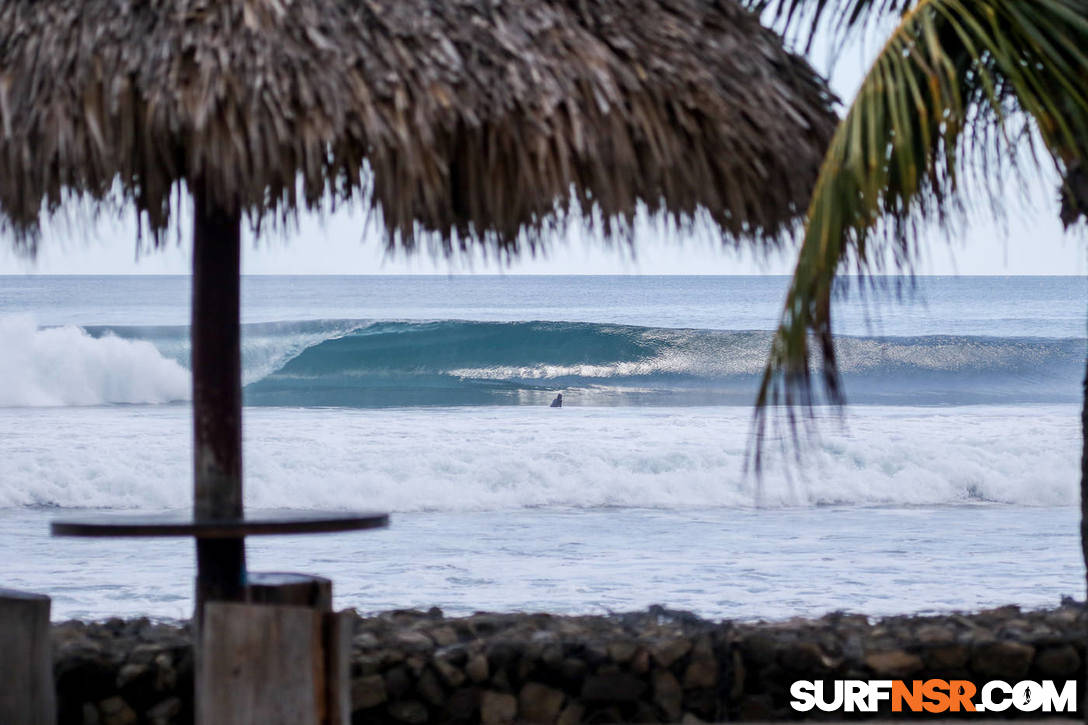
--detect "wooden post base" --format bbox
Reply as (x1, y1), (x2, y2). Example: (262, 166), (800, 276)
(197, 574), (350, 725)
(0, 589), (56, 725)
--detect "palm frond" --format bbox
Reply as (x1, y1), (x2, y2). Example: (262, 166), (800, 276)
(746, 0), (915, 49)
(752, 0), (1088, 468)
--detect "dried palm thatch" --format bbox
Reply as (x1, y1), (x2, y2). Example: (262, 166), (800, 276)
(0, 0), (836, 256)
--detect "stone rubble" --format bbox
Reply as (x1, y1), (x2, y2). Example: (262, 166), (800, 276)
(51, 601), (1086, 724)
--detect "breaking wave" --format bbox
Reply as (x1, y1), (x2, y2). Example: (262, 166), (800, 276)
(0, 316), (189, 406)
(1, 317), (1082, 407)
(0, 405), (1076, 509)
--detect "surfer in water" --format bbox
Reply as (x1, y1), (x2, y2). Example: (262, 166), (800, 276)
(550, 393), (563, 408)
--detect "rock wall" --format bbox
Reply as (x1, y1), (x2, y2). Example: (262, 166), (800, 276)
(53, 602), (1085, 724)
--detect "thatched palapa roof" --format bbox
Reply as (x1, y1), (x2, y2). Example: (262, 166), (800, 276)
(0, 0), (836, 254)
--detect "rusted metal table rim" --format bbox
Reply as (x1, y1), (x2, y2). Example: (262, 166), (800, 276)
(51, 510), (389, 538)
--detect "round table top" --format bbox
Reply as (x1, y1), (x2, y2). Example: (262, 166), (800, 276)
(51, 509), (389, 538)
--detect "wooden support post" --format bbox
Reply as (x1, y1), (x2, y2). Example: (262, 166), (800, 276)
(198, 602), (323, 725)
(198, 574), (350, 725)
(324, 610), (353, 725)
(191, 188), (246, 611)
(0, 590), (55, 725)
(248, 572), (333, 611)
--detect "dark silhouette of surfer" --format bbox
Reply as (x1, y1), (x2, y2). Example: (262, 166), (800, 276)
(550, 393), (563, 408)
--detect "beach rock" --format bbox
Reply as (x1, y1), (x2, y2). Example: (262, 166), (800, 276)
(55, 637), (118, 702)
(116, 663), (149, 689)
(608, 641), (638, 663)
(560, 657), (587, 680)
(396, 631), (435, 652)
(466, 653), (489, 683)
(683, 656), (718, 689)
(152, 653), (177, 692)
(416, 667), (445, 707)
(1034, 644), (1081, 677)
(435, 642), (469, 665)
(739, 694), (774, 721)
(82, 701), (101, 725)
(923, 644), (969, 670)
(354, 653), (381, 675)
(490, 667), (511, 691)
(557, 702), (585, 725)
(972, 641), (1035, 680)
(743, 634), (778, 666)
(653, 669), (684, 721)
(651, 638), (692, 668)
(45, 601), (1088, 725)
(519, 682), (565, 723)
(864, 650), (924, 677)
(480, 690), (517, 725)
(433, 655), (466, 687)
(684, 686), (717, 718)
(916, 624), (956, 644)
(406, 654), (428, 676)
(145, 697), (180, 725)
(352, 673), (388, 709)
(97, 696), (137, 725)
(487, 640), (519, 673)
(382, 648), (409, 666)
(632, 700), (662, 722)
(781, 641), (838, 672)
(531, 629), (559, 645)
(517, 653), (537, 680)
(582, 672), (646, 702)
(384, 665), (412, 699)
(430, 626), (458, 647)
(730, 650), (746, 700)
(126, 643), (165, 666)
(446, 688), (478, 721)
(388, 699), (429, 724)
(583, 640), (609, 665)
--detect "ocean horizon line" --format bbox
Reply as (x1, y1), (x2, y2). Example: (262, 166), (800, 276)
(1, 271), (1087, 278)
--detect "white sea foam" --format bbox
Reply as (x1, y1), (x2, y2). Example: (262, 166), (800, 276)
(0, 405), (1076, 511)
(0, 316), (190, 407)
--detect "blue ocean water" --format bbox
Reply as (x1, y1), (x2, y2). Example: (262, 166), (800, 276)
(0, 275), (1083, 408)
(0, 275), (1084, 620)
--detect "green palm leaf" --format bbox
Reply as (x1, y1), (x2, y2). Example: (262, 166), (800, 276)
(752, 0), (1088, 467)
(747, 0), (914, 49)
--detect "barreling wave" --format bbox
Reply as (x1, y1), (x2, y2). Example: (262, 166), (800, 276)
(2, 316), (1083, 407)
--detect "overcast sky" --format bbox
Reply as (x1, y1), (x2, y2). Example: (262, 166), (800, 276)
(2, 28), (1084, 276)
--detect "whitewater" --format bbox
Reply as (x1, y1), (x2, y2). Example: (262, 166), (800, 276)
(0, 275), (1084, 621)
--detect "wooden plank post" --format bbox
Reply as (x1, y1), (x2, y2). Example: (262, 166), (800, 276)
(191, 187), (246, 612)
(198, 602), (323, 725)
(324, 609), (353, 725)
(198, 574), (351, 725)
(247, 573), (350, 725)
(0, 589), (56, 725)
